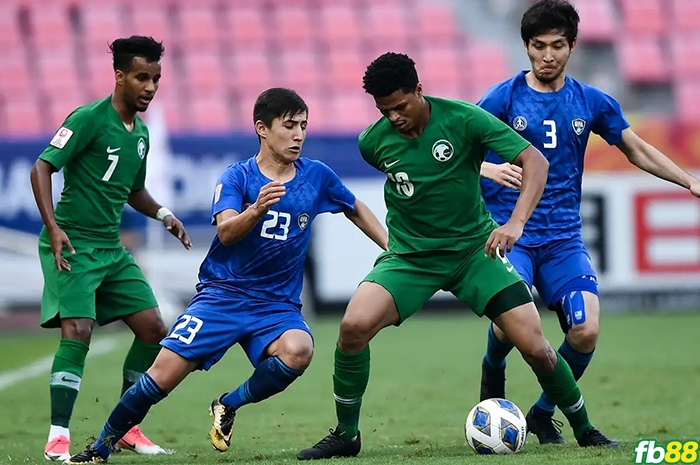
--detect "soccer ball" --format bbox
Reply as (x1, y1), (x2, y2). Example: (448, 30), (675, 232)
(464, 398), (527, 454)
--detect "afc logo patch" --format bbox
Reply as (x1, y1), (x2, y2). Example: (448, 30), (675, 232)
(298, 213), (310, 230)
(513, 116), (527, 131)
(572, 118), (586, 135)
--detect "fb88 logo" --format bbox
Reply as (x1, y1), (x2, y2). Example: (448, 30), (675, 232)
(634, 440), (699, 464)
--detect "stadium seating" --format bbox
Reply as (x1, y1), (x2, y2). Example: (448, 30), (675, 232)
(0, 0), (697, 136)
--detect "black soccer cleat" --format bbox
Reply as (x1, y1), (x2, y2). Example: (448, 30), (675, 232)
(479, 360), (506, 401)
(526, 406), (566, 444)
(577, 427), (620, 449)
(297, 428), (361, 460)
(62, 446), (107, 464)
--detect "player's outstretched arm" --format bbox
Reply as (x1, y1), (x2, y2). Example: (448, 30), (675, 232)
(616, 128), (700, 196)
(128, 189), (191, 249)
(480, 162), (523, 190)
(344, 199), (389, 251)
(30, 159), (75, 271)
(216, 181), (286, 246)
(485, 146), (548, 258)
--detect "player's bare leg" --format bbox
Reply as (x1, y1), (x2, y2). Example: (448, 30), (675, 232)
(65, 348), (196, 464)
(298, 282), (399, 460)
(526, 291), (600, 444)
(210, 329), (313, 452)
(114, 308), (170, 455)
(493, 302), (618, 448)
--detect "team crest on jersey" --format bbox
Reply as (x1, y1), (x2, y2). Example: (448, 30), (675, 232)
(432, 139), (454, 162)
(298, 213), (310, 230)
(571, 118), (586, 135)
(137, 137), (147, 159)
(513, 116), (527, 131)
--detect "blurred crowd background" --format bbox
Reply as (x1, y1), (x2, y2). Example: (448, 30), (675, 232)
(1, 0), (700, 326)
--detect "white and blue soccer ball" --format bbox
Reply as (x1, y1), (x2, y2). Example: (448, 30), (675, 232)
(465, 398), (528, 455)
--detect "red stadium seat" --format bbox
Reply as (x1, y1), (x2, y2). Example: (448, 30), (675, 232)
(0, 3), (24, 50)
(182, 54), (226, 96)
(363, 4), (410, 51)
(414, 3), (461, 46)
(463, 42), (511, 101)
(86, 53), (116, 98)
(48, 94), (87, 129)
(670, 34), (700, 77)
(415, 47), (461, 93)
(228, 50), (274, 96)
(318, 5), (362, 51)
(302, 92), (333, 132)
(271, 6), (314, 50)
(618, 0), (666, 36)
(3, 97), (43, 136)
(327, 50), (366, 90)
(177, 4), (219, 48)
(124, 4), (172, 46)
(616, 35), (669, 83)
(671, 0), (700, 33)
(189, 94), (231, 132)
(223, 5), (267, 50)
(36, 48), (81, 96)
(328, 92), (376, 132)
(675, 80), (700, 122)
(277, 50), (323, 96)
(0, 51), (31, 96)
(30, 4), (73, 51)
(80, 2), (127, 55)
(571, 0), (615, 43)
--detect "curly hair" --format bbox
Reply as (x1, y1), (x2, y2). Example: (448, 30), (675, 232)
(362, 52), (419, 98)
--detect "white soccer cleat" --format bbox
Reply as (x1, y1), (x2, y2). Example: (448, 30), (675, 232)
(116, 426), (167, 455)
(44, 435), (71, 461)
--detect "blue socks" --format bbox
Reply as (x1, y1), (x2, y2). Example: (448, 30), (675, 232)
(93, 373), (166, 459)
(484, 323), (514, 369)
(222, 356), (303, 410)
(533, 339), (594, 415)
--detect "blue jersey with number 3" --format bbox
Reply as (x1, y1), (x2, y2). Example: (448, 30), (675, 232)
(197, 156), (356, 305)
(478, 71), (630, 246)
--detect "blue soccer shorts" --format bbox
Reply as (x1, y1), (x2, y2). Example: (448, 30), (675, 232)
(160, 286), (313, 370)
(506, 235), (599, 330)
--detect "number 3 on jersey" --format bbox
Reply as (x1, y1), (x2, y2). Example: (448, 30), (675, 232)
(543, 120), (557, 148)
(387, 172), (414, 197)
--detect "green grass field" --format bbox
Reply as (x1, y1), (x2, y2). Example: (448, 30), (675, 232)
(0, 312), (698, 465)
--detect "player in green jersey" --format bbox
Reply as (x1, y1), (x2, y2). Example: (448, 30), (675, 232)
(29, 36), (191, 462)
(298, 52), (618, 460)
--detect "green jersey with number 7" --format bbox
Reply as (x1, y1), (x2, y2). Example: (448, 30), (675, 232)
(39, 96), (150, 247)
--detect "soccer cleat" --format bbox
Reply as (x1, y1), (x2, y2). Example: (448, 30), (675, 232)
(61, 447), (106, 464)
(297, 428), (361, 460)
(526, 406), (566, 444)
(44, 435), (71, 461)
(479, 360), (506, 401)
(209, 394), (236, 452)
(116, 425), (167, 455)
(577, 427), (620, 448)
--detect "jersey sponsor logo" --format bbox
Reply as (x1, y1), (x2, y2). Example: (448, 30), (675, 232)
(137, 137), (147, 159)
(572, 118), (586, 135)
(383, 159), (400, 168)
(298, 212), (310, 230)
(512, 116), (527, 131)
(49, 127), (74, 149)
(432, 139), (454, 162)
(106, 146), (121, 153)
(214, 183), (223, 204)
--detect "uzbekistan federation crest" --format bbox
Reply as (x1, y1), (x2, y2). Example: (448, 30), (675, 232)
(298, 213), (310, 230)
(572, 118), (586, 135)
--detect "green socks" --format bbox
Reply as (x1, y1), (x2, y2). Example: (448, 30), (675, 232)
(50, 338), (89, 428)
(121, 338), (162, 395)
(533, 352), (593, 439)
(333, 346), (370, 438)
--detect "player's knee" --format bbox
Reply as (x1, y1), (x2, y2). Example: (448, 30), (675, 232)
(515, 330), (557, 373)
(567, 321), (599, 353)
(338, 313), (374, 352)
(60, 318), (94, 343)
(276, 337), (314, 371)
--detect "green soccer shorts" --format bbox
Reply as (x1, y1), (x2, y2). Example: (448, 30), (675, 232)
(39, 241), (158, 328)
(362, 243), (529, 323)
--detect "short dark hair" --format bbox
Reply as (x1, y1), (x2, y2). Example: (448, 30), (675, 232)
(521, 0), (579, 45)
(109, 36), (164, 72)
(253, 88), (308, 127)
(362, 52), (419, 98)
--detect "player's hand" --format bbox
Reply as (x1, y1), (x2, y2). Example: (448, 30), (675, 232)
(484, 163), (522, 190)
(484, 220), (524, 259)
(163, 216), (192, 250)
(48, 227), (75, 271)
(252, 181), (286, 215)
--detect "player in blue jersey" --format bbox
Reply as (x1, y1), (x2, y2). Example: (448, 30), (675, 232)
(477, 0), (700, 445)
(64, 88), (388, 464)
